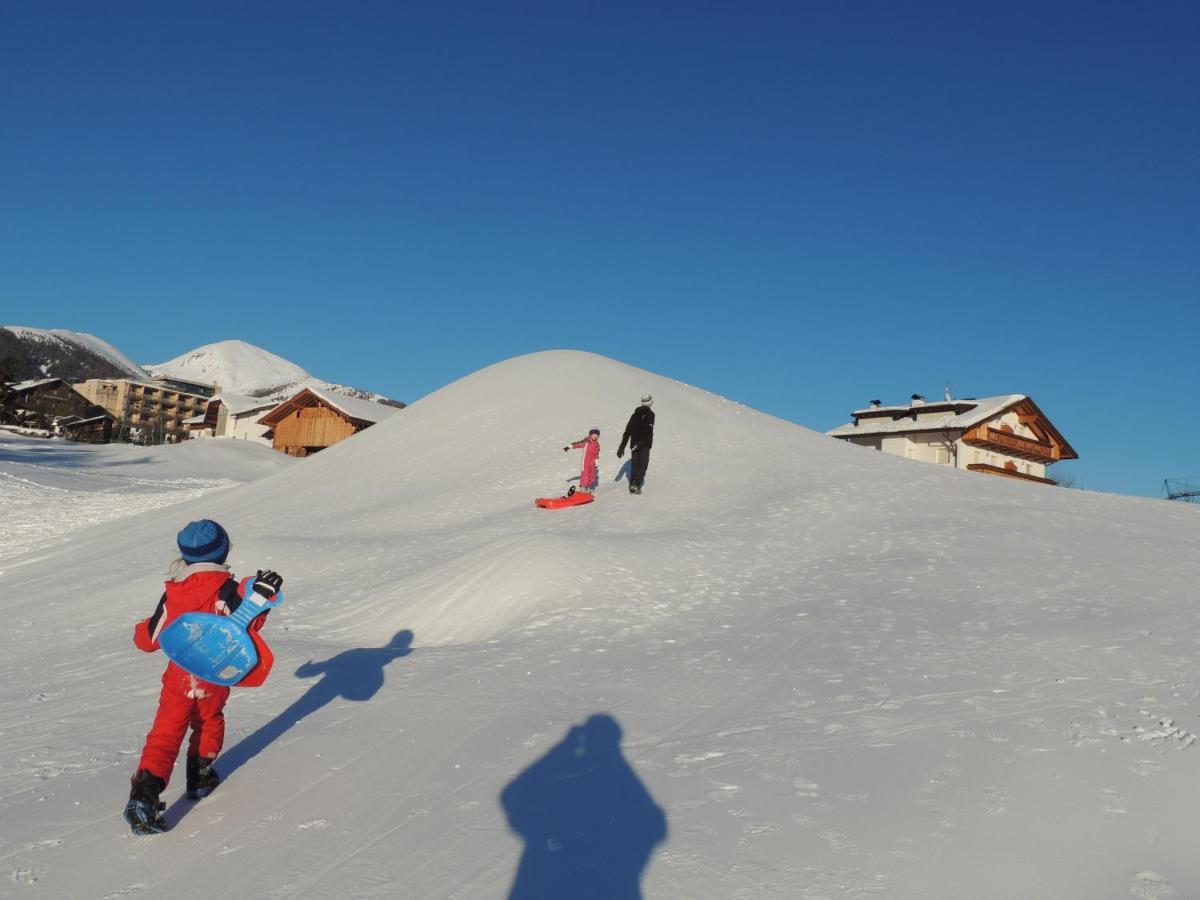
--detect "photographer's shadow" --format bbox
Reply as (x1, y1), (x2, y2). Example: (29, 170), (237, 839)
(165, 629), (414, 827)
(501, 713), (667, 899)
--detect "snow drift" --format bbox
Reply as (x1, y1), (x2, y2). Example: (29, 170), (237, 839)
(2, 350), (1200, 899)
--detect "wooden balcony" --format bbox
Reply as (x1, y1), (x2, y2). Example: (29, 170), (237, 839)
(962, 425), (1061, 462)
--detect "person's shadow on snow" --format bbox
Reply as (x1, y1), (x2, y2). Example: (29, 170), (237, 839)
(500, 713), (667, 900)
(164, 629), (414, 827)
(614, 460), (632, 483)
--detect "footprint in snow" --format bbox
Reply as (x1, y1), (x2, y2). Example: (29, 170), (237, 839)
(1129, 759), (1162, 777)
(1101, 789), (1126, 816)
(1131, 871), (1175, 899)
(292, 819), (330, 832)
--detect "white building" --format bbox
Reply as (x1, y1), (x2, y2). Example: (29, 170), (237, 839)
(226, 396), (277, 445)
(186, 393), (276, 446)
(827, 394), (1077, 484)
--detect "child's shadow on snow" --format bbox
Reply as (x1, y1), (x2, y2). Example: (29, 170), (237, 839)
(164, 628), (414, 828)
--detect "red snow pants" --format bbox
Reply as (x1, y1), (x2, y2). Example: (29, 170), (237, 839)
(137, 663), (230, 784)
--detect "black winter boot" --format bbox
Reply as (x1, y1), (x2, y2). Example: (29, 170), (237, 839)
(186, 756), (220, 799)
(124, 769), (167, 835)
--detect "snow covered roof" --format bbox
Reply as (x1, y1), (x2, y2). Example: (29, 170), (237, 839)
(213, 392), (279, 416)
(306, 387), (402, 424)
(12, 378), (64, 392)
(827, 395), (1026, 438)
(60, 414), (113, 427)
(259, 386), (402, 426)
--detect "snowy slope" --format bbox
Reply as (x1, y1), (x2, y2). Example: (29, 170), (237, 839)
(148, 339), (403, 406)
(2, 350), (1200, 899)
(2, 325), (150, 379)
(0, 432), (296, 560)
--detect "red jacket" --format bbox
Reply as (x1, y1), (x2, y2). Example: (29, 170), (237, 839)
(134, 563), (273, 689)
(570, 436), (600, 481)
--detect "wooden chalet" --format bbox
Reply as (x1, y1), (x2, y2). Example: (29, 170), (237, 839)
(12, 379), (114, 440)
(828, 393), (1077, 485)
(13, 379), (94, 423)
(60, 413), (115, 443)
(258, 387), (400, 457)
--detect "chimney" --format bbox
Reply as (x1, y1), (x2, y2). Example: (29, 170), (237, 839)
(869, 399), (881, 409)
(911, 393), (926, 406)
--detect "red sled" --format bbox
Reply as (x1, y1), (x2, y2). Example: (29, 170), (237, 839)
(535, 491), (595, 509)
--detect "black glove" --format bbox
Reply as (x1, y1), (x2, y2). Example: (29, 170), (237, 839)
(563, 446), (570, 452)
(616, 448), (624, 459)
(251, 569), (283, 599)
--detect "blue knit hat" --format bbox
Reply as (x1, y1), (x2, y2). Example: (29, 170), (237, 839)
(177, 519), (230, 564)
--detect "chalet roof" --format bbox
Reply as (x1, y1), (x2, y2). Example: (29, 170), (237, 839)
(827, 395), (1027, 438)
(61, 413), (114, 427)
(13, 378), (65, 393)
(213, 392), (279, 416)
(258, 387), (401, 427)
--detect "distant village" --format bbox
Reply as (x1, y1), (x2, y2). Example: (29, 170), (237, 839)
(2, 369), (1083, 486)
(1, 373), (400, 458)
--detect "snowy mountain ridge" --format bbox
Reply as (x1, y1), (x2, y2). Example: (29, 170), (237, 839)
(147, 338), (404, 406)
(2, 349), (1199, 898)
(1, 325), (150, 381)
(1, 328), (403, 408)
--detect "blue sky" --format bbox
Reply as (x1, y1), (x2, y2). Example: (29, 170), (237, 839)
(2, 2), (1197, 498)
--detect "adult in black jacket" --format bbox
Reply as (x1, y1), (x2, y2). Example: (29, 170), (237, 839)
(617, 395), (655, 494)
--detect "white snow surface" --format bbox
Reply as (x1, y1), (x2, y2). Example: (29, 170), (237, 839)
(2, 325), (150, 379)
(2, 349), (1199, 899)
(0, 433), (296, 560)
(148, 339), (399, 406)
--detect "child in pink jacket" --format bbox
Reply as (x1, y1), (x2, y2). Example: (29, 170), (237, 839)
(563, 428), (601, 493)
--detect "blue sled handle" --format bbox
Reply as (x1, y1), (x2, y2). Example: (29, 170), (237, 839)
(228, 577), (284, 630)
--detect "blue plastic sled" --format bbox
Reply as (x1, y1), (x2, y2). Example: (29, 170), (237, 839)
(159, 581), (283, 686)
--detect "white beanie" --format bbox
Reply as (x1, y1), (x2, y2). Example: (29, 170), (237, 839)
(641, 394), (653, 407)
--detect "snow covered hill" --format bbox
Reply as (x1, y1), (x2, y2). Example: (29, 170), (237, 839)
(0, 325), (149, 381)
(2, 350), (1199, 898)
(148, 339), (404, 407)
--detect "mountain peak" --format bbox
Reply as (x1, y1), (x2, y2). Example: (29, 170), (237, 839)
(150, 340), (311, 395)
(148, 339), (403, 406)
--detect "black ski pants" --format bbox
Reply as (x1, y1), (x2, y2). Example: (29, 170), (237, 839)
(630, 446), (651, 488)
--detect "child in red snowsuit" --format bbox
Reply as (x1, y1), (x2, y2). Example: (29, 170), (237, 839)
(124, 519), (282, 833)
(564, 428), (601, 493)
